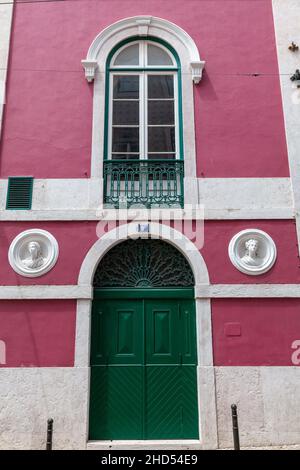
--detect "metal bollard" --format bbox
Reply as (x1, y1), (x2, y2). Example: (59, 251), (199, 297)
(231, 404), (240, 450)
(46, 418), (53, 450)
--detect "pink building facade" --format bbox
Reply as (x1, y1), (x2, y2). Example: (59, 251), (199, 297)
(0, 0), (300, 449)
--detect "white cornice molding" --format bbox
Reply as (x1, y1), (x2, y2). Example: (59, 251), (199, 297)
(0, 285), (92, 300)
(0, 207), (294, 221)
(81, 16), (205, 84)
(0, 177), (293, 220)
(1, 284), (300, 299)
(196, 284), (300, 298)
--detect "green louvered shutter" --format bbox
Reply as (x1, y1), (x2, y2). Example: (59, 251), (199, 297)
(6, 177), (33, 210)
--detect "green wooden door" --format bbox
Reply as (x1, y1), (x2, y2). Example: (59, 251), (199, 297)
(89, 291), (198, 440)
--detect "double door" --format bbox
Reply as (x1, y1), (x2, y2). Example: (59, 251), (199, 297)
(89, 292), (199, 440)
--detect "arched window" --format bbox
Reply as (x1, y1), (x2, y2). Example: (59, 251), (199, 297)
(82, 16), (205, 208)
(103, 37), (184, 207)
(105, 38), (183, 162)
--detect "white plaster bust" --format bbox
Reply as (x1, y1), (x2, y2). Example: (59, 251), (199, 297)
(241, 238), (261, 266)
(8, 229), (59, 277)
(229, 229), (277, 275)
(22, 241), (45, 269)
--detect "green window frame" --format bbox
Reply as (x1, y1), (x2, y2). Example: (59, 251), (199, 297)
(103, 36), (184, 162)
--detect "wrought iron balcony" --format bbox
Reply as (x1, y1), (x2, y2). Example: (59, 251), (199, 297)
(103, 159), (184, 208)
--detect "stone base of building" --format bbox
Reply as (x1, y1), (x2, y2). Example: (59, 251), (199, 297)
(0, 366), (299, 450)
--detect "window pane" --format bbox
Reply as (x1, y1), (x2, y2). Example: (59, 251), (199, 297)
(148, 100), (174, 125)
(148, 154), (176, 160)
(112, 128), (139, 153)
(147, 44), (173, 66)
(114, 44), (139, 66)
(148, 127), (175, 152)
(113, 101), (139, 125)
(148, 75), (174, 99)
(113, 76), (139, 99)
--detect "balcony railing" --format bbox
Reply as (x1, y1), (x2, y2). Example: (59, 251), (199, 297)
(103, 159), (184, 208)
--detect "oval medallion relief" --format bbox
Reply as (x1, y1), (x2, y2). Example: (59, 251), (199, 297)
(228, 229), (277, 275)
(8, 229), (59, 277)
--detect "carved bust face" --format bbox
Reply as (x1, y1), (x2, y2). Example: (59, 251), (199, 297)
(241, 238), (260, 266)
(22, 241), (44, 269)
(245, 239), (259, 258)
(28, 241), (42, 259)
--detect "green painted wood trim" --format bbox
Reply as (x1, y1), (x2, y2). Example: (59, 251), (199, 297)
(177, 64), (184, 162)
(108, 67), (178, 72)
(103, 36), (184, 162)
(94, 288), (195, 299)
(106, 36), (181, 70)
(104, 158), (180, 163)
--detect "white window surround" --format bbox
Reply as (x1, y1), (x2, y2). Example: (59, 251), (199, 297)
(81, 16), (205, 206)
(82, 16), (205, 84)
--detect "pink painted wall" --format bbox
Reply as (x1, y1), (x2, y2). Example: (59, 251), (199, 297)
(212, 298), (300, 366)
(202, 220), (300, 284)
(0, 221), (98, 285)
(0, 300), (76, 367)
(1, 297), (299, 368)
(0, 0), (288, 178)
(0, 220), (299, 285)
(1, 292), (299, 368)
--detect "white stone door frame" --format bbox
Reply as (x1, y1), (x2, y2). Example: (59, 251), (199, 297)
(75, 222), (218, 449)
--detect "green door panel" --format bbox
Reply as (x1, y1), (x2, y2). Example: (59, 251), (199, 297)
(89, 293), (199, 440)
(145, 366), (199, 439)
(89, 366), (143, 440)
(91, 299), (143, 365)
(145, 299), (179, 365)
(179, 300), (197, 365)
(145, 299), (197, 366)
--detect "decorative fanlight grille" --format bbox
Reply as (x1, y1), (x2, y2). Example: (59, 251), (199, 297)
(93, 239), (194, 288)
